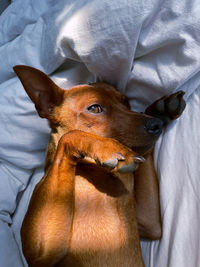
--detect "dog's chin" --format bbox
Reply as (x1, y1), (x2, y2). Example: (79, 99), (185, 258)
(131, 143), (154, 155)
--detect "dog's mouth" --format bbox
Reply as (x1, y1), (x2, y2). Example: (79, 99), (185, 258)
(131, 143), (154, 155)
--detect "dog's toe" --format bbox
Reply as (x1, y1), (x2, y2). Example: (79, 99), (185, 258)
(118, 156), (145, 173)
(166, 91), (186, 119)
(102, 152), (126, 169)
(118, 162), (135, 173)
(103, 158), (118, 168)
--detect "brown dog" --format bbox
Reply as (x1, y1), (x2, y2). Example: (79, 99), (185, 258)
(14, 65), (185, 267)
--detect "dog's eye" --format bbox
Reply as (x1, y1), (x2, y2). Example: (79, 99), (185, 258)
(87, 104), (103, 113)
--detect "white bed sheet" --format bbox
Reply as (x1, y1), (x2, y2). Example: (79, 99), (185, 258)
(0, 0), (200, 266)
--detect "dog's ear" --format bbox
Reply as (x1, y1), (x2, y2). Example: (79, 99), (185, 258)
(13, 65), (64, 119)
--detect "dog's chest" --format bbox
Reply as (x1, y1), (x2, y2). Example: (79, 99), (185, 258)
(60, 173), (143, 267)
(71, 175), (127, 250)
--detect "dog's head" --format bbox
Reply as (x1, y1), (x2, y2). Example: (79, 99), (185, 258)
(14, 65), (162, 155)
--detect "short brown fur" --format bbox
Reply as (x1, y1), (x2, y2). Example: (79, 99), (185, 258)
(14, 65), (185, 267)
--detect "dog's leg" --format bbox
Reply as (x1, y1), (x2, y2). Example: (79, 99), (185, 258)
(135, 91), (186, 240)
(134, 153), (162, 240)
(21, 130), (136, 267)
(21, 137), (76, 267)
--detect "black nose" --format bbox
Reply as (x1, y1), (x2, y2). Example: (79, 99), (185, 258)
(145, 118), (163, 136)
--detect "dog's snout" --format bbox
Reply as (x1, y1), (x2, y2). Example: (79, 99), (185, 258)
(145, 118), (163, 136)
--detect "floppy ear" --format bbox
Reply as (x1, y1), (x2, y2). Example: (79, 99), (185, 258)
(13, 65), (64, 119)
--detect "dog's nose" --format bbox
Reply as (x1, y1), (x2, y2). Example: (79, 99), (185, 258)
(145, 118), (163, 136)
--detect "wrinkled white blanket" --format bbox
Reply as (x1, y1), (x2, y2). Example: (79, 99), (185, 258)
(0, 0), (200, 266)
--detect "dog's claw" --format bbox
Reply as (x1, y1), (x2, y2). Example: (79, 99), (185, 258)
(134, 156), (145, 163)
(77, 153), (85, 159)
(116, 152), (125, 161)
(118, 162), (135, 173)
(95, 158), (101, 165)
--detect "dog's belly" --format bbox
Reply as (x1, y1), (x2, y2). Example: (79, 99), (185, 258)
(60, 175), (144, 267)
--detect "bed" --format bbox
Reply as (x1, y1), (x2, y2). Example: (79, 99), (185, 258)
(0, 1), (200, 266)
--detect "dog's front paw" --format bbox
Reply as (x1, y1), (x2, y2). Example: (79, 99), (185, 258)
(145, 91), (186, 125)
(94, 140), (145, 173)
(59, 131), (145, 173)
